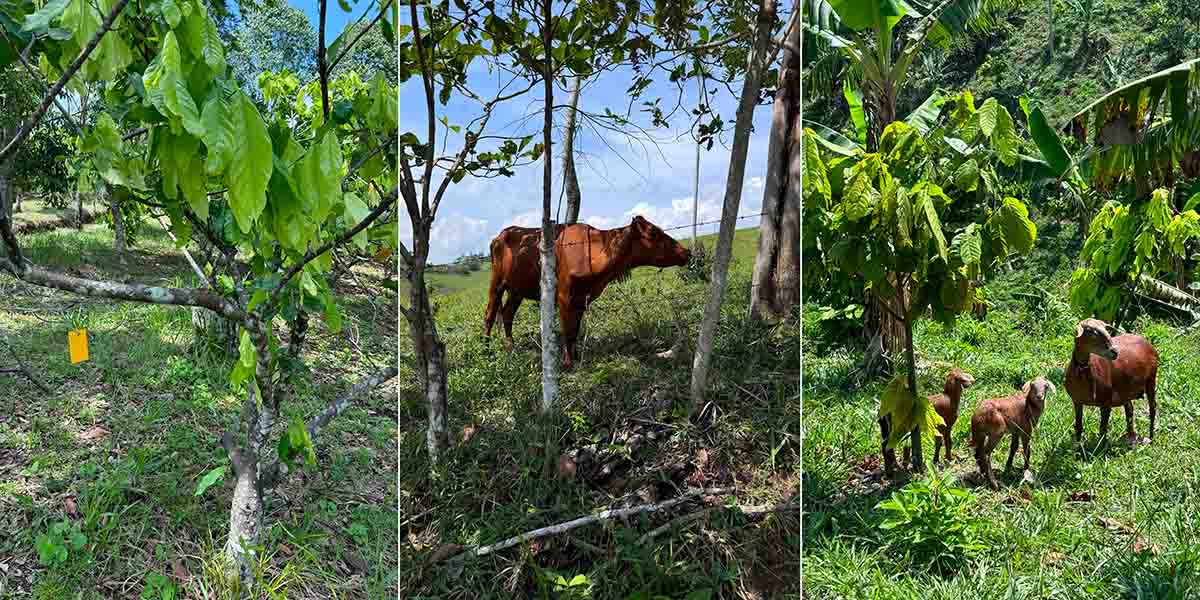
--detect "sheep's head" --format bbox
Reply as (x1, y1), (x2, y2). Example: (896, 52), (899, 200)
(1075, 318), (1118, 360)
(946, 368), (976, 392)
(1022, 376), (1056, 404)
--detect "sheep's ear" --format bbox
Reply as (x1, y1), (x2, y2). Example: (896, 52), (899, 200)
(1075, 322), (1085, 337)
(1022, 382), (1032, 397)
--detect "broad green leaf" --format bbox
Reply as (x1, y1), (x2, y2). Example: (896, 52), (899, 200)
(903, 88), (948, 135)
(994, 197), (1037, 254)
(977, 98), (998, 139)
(828, 0), (906, 32)
(843, 79), (868, 147)
(915, 186), (948, 261)
(956, 224), (982, 266)
(953, 158), (979, 191)
(230, 330), (256, 387)
(293, 129), (342, 225)
(991, 104), (1018, 167)
(22, 0), (71, 31)
(226, 92), (273, 233)
(194, 466), (226, 496)
(145, 32), (204, 137)
(1027, 106), (1071, 177)
(343, 192), (371, 250)
(802, 131), (831, 205)
(1147, 188), (1171, 231)
(201, 89), (235, 175)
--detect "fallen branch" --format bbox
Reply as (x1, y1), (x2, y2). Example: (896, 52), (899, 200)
(442, 486), (735, 563)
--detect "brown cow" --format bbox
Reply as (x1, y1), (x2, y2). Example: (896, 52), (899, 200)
(484, 215), (690, 370)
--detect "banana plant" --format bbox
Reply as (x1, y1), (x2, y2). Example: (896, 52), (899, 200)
(803, 0), (1022, 149)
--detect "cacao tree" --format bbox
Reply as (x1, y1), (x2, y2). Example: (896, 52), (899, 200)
(0, 0), (399, 585)
(804, 92), (1039, 475)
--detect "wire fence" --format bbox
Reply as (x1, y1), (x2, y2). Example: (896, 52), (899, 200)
(507, 212), (768, 250)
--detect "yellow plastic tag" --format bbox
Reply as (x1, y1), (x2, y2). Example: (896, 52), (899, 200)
(68, 329), (89, 364)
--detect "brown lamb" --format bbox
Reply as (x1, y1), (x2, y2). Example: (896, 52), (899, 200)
(904, 368), (976, 466)
(971, 377), (1056, 491)
(1064, 318), (1159, 446)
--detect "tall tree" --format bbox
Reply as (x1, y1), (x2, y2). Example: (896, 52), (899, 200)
(562, 75), (582, 225)
(690, 0), (786, 411)
(538, 0), (561, 412)
(750, 19), (801, 320)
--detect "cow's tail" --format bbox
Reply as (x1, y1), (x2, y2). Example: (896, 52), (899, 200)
(483, 231), (508, 337)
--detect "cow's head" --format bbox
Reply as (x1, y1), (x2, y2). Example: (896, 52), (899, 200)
(630, 215), (690, 267)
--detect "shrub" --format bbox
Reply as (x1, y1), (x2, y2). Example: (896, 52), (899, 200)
(877, 471), (988, 573)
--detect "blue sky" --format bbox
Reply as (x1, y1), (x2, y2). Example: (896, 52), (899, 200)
(286, 0), (359, 43)
(399, 52), (774, 264)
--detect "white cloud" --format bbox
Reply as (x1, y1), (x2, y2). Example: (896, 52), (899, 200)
(512, 210), (541, 227)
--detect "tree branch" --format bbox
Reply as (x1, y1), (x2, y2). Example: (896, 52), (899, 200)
(317, 0), (331, 121)
(268, 187), (399, 307)
(258, 365), (398, 489)
(327, 0), (394, 75)
(0, 0), (132, 166)
(0, 257), (247, 322)
(441, 487), (736, 562)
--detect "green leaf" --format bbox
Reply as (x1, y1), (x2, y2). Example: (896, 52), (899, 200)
(994, 197), (1037, 254)
(230, 329), (256, 387)
(22, 0), (71, 31)
(843, 79), (868, 147)
(956, 224), (982, 266)
(802, 131), (832, 205)
(247, 289), (269, 313)
(953, 158), (979, 192)
(194, 466), (226, 496)
(976, 98), (998, 139)
(200, 91), (233, 175)
(226, 92), (273, 233)
(991, 103), (1018, 167)
(828, 0), (907, 32)
(145, 32), (204, 137)
(1027, 106), (1071, 178)
(1148, 188), (1171, 231)
(293, 129), (342, 225)
(903, 88), (948, 135)
(342, 192), (371, 250)
(916, 186), (948, 262)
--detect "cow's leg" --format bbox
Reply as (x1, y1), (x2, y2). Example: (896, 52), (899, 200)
(500, 295), (522, 352)
(558, 293), (584, 371)
(1098, 406), (1111, 444)
(484, 270), (505, 338)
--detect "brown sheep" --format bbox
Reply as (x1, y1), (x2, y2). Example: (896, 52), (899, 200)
(1064, 318), (1158, 446)
(971, 377), (1056, 490)
(904, 368), (976, 466)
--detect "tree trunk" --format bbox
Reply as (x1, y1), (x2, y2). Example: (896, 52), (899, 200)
(750, 19), (800, 320)
(539, 0), (561, 413)
(693, 74), (703, 244)
(902, 308), (924, 473)
(110, 187), (125, 264)
(563, 75), (582, 225)
(192, 306), (239, 355)
(76, 91), (88, 230)
(409, 225), (449, 461)
(223, 330), (275, 587)
(690, 0), (777, 411)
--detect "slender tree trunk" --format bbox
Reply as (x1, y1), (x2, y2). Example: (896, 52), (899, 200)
(109, 186), (125, 264)
(223, 329), (275, 587)
(750, 19), (800, 320)
(1047, 0), (1054, 61)
(563, 75), (582, 225)
(410, 225), (449, 461)
(693, 75), (703, 244)
(690, 0), (777, 411)
(539, 0), (560, 413)
(76, 91), (89, 230)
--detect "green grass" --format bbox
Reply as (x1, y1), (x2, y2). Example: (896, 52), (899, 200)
(801, 221), (1200, 598)
(399, 227), (805, 598)
(0, 222), (398, 599)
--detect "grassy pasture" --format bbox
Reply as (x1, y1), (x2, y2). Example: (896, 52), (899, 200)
(0, 222), (398, 599)
(400, 227), (805, 598)
(802, 222), (1200, 598)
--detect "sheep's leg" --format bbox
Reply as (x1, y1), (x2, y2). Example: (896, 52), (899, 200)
(983, 435), (1002, 490)
(932, 435), (942, 466)
(1098, 407), (1111, 445)
(1021, 433), (1032, 471)
(879, 417), (898, 477)
(943, 425), (954, 461)
(1004, 434), (1018, 474)
(1073, 402), (1084, 446)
